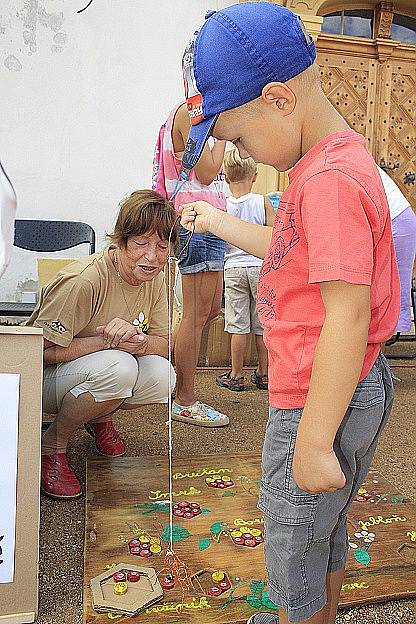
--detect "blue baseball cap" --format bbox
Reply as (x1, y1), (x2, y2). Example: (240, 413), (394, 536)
(182, 2), (316, 169)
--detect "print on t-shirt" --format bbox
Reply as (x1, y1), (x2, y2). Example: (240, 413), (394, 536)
(257, 284), (277, 321)
(260, 201), (299, 277)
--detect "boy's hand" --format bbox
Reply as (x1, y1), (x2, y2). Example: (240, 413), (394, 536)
(293, 437), (346, 494)
(179, 201), (221, 234)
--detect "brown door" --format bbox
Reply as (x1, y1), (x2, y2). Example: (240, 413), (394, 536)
(317, 36), (415, 208)
(377, 57), (415, 205)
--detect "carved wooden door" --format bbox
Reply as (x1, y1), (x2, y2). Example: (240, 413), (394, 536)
(317, 37), (415, 207)
(377, 57), (415, 205)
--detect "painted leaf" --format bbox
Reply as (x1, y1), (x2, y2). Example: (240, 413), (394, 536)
(160, 524), (191, 543)
(250, 580), (265, 595)
(222, 490), (236, 497)
(246, 595), (262, 609)
(261, 591), (279, 610)
(198, 537), (211, 551)
(210, 522), (222, 535)
(201, 508), (211, 515)
(354, 547), (371, 566)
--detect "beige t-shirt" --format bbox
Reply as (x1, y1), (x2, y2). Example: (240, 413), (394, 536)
(26, 246), (168, 347)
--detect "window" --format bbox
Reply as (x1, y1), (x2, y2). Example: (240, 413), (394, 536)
(322, 9), (375, 38)
(321, 11), (342, 35)
(391, 14), (416, 44)
(343, 9), (374, 38)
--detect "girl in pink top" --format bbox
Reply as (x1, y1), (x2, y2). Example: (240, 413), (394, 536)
(154, 103), (229, 426)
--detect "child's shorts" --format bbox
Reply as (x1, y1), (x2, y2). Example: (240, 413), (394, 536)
(224, 266), (263, 335)
(177, 226), (226, 274)
(258, 353), (393, 622)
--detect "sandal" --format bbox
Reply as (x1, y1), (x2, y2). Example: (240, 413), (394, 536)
(250, 370), (268, 390)
(171, 400), (229, 427)
(216, 371), (245, 392)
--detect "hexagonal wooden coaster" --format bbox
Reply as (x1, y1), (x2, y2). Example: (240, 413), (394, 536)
(90, 563), (163, 616)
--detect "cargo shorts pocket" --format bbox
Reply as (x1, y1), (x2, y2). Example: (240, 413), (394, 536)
(349, 362), (384, 409)
(259, 483), (319, 604)
(262, 408), (311, 499)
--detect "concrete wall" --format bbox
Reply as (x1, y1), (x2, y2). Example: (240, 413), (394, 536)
(0, 0), (231, 302)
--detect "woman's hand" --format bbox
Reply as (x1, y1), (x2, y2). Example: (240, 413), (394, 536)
(179, 201), (221, 234)
(96, 318), (138, 348)
(117, 331), (148, 355)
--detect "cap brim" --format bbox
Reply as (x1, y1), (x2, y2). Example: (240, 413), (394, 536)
(182, 114), (219, 170)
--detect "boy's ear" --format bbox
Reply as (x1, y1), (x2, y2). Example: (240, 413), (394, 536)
(253, 172), (258, 183)
(261, 82), (296, 116)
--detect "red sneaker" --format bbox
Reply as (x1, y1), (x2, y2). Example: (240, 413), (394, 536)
(84, 421), (126, 457)
(41, 453), (82, 499)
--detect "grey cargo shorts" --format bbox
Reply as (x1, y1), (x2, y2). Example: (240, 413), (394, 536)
(258, 353), (393, 622)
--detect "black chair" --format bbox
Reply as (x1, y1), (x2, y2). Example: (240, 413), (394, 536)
(0, 219), (96, 318)
(385, 277), (416, 360)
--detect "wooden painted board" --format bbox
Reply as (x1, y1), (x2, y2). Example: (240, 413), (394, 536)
(84, 454), (416, 623)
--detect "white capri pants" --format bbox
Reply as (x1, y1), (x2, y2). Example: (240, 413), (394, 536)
(43, 350), (176, 413)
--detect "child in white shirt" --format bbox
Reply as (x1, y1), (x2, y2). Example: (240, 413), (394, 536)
(216, 148), (275, 391)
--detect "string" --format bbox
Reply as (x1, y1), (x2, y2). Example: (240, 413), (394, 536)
(165, 168), (193, 555)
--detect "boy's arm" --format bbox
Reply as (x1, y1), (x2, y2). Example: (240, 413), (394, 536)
(176, 105), (226, 185)
(181, 200), (272, 259)
(264, 196), (275, 226)
(293, 280), (371, 494)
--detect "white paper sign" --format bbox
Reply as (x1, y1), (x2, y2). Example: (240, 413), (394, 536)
(0, 373), (20, 584)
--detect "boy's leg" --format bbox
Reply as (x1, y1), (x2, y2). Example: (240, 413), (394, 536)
(259, 354), (394, 623)
(224, 267), (251, 379)
(278, 567), (345, 624)
(175, 271), (223, 405)
(231, 333), (248, 378)
(255, 334), (268, 377)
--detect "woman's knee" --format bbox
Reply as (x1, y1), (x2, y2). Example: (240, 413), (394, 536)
(90, 350), (139, 395)
(144, 356), (176, 398)
(130, 356), (176, 405)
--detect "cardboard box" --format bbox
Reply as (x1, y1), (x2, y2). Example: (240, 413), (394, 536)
(0, 326), (43, 623)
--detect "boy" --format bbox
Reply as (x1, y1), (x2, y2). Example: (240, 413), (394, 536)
(179, 3), (400, 623)
(216, 147), (274, 392)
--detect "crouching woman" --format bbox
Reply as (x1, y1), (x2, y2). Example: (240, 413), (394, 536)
(26, 190), (177, 498)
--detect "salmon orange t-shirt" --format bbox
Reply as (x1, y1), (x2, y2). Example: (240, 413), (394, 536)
(257, 130), (400, 408)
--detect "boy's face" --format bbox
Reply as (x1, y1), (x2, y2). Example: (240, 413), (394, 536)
(212, 91), (302, 172)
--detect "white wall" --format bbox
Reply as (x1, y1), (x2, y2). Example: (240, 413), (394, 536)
(0, 0), (232, 301)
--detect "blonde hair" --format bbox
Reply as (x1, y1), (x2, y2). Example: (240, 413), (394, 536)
(223, 148), (257, 183)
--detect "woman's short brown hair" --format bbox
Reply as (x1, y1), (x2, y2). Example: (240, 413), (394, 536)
(108, 189), (178, 247)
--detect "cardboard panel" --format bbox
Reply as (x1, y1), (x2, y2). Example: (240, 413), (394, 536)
(37, 258), (72, 287)
(0, 327), (43, 623)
